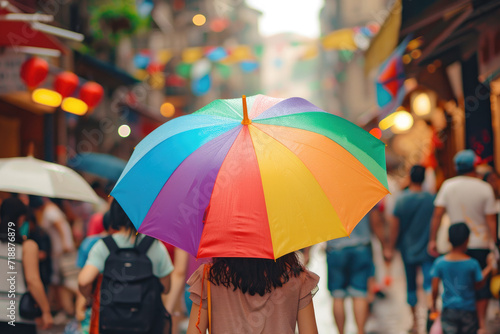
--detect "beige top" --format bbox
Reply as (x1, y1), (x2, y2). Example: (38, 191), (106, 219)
(188, 265), (319, 334)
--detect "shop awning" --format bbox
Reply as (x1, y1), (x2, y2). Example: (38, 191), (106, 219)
(400, 0), (500, 68)
(0, 0), (83, 56)
(0, 91), (56, 114)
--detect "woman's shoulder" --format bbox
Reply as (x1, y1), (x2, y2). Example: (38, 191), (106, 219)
(295, 268), (319, 281)
(187, 263), (207, 285)
(284, 268), (319, 292)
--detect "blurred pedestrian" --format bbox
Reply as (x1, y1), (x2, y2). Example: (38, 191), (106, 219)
(428, 150), (498, 331)
(78, 199), (173, 334)
(386, 165), (436, 333)
(0, 197), (53, 333)
(482, 170), (500, 245)
(74, 210), (112, 334)
(186, 253), (319, 333)
(430, 223), (494, 334)
(325, 209), (385, 334)
(30, 196), (77, 323)
(24, 202), (53, 288)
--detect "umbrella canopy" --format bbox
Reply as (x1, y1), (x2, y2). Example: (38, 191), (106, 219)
(112, 95), (389, 259)
(68, 153), (127, 182)
(0, 156), (99, 203)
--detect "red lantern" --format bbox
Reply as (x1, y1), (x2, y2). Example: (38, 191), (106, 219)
(53, 72), (79, 98)
(79, 82), (104, 110)
(20, 57), (49, 90)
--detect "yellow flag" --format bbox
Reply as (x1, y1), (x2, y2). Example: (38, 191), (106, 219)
(157, 50), (172, 64)
(364, 0), (402, 75)
(182, 48), (203, 63)
(321, 29), (357, 51)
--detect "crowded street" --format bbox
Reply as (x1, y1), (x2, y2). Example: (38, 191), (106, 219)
(2, 1), (500, 334)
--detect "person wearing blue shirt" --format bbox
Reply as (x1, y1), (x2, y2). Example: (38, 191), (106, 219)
(431, 223), (493, 334)
(387, 165), (436, 333)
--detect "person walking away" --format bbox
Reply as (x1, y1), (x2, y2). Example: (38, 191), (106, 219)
(78, 199), (174, 334)
(325, 209), (385, 334)
(187, 252), (319, 333)
(431, 223), (494, 334)
(482, 170), (500, 245)
(428, 150), (498, 331)
(30, 196), (77, 322)
(386, 165), (436, 333)
(0, 197), (53, 333)
(24, 208), (53, 288)
(74, 210), (112, 334)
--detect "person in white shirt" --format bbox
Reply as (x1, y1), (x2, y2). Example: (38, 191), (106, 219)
(428, 149), (497, 332)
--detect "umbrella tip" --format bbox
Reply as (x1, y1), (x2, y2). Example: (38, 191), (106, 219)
(241, 95), (251, 125)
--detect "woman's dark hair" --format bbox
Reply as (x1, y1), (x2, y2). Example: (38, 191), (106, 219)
(109, 199), (136, 236)
(0, 197), (28, 244)
(209, 252), (304, 296)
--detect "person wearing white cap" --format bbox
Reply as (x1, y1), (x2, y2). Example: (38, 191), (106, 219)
(428, 149), (497, 332)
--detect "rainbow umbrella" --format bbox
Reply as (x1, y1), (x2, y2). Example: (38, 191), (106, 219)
(112, 95), (389, 259)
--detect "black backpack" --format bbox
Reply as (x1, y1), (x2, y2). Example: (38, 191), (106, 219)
(99, 235), (167, 334)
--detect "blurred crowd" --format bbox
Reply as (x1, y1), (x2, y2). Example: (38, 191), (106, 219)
(1, 148), (500, 334)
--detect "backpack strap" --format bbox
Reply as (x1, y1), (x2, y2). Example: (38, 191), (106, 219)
(102, 236), (119, 254)
(136, 236), (155, 255)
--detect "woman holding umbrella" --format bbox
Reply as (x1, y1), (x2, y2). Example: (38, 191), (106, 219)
(111, 95), (390, 334)
(186, 253), (319, 333)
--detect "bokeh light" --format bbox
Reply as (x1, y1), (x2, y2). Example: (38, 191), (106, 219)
(412, 92), (431, 116)
(393, 111), (414, 132)
(193, 14), (206, 26)
(402, 54), (412, 64)
(210, 18), (229, 32)
(379, 112), (398, 131)
(410, 49), (422, 59)
(61, 97), (88, 116)
(160, 102), (175, 118)
(32, 88), (62, 107)
(118, 125), (131, 138)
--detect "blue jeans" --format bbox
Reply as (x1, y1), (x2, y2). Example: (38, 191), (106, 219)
(326, 244), (374, 298)
(403, 259), (434, 307)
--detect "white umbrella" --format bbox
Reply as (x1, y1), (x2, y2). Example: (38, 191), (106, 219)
(0, 156), (99, 203)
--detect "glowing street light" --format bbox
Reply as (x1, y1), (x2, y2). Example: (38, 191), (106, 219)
(379, 110), (414, 133)
(393, 111), (414, 132)
(412, 92), (431, 116)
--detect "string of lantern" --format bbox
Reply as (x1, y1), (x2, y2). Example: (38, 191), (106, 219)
(20, 57), (104, 115)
